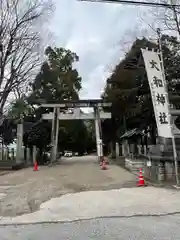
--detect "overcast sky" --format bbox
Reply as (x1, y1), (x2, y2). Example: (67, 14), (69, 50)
(49, 0), (154, 100)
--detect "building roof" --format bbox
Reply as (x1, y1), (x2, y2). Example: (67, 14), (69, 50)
(120, 128), (144, 139)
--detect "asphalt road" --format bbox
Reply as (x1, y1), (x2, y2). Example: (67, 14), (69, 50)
(0, 214), (179, 239)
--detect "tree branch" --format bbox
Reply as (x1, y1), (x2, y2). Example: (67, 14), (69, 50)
(0, 0), (53, 113)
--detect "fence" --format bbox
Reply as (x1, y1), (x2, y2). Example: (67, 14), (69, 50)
(0, 147), (16, 161)
(0, 146), (32, 169)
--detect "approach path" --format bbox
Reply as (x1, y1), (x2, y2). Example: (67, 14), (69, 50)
(0, 155), (136, 217)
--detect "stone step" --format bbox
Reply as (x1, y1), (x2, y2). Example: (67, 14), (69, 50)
(0, 160), (16, 166)
(0, 160), (25, 170)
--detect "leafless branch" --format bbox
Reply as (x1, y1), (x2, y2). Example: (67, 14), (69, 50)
(0, 0), (54, 113)
(144, 0), (180, 38)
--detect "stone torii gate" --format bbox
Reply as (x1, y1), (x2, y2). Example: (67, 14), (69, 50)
(40, 100), (112, 163)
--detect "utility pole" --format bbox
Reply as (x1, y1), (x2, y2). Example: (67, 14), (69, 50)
(157, 28), (179, 186)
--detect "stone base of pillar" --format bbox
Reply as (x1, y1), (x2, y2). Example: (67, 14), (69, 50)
(158, 161), (165, 181)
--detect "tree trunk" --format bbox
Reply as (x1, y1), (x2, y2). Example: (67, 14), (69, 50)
(150, 124), (157, 145)
(111, 140), (116, 159)
(30, 147), (33, 165)
(38, 148), (44, 165)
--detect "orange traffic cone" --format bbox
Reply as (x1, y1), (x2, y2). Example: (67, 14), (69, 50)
(104, 156), (109, 165)
(137, 168), (145, 186)
(101, 161), (107, 170)
(100, 156), (109, 165)
(33, 161), (39, 171)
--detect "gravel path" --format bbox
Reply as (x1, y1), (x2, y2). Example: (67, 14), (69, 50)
(0, 156), (136, 217)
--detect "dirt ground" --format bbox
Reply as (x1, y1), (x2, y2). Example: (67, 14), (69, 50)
(0, 156), (136, 217)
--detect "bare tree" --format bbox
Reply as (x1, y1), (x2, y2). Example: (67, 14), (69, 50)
(0, 0), (53, 114)
(140, 0), (180, 38)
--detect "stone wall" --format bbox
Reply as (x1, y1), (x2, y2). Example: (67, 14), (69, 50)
(125, 156), (180, 183)
(125, 157), (144, 174)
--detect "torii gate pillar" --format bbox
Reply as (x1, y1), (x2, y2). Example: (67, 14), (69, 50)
(51, 107), (60, 164)
(94, 106), (103, 161)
